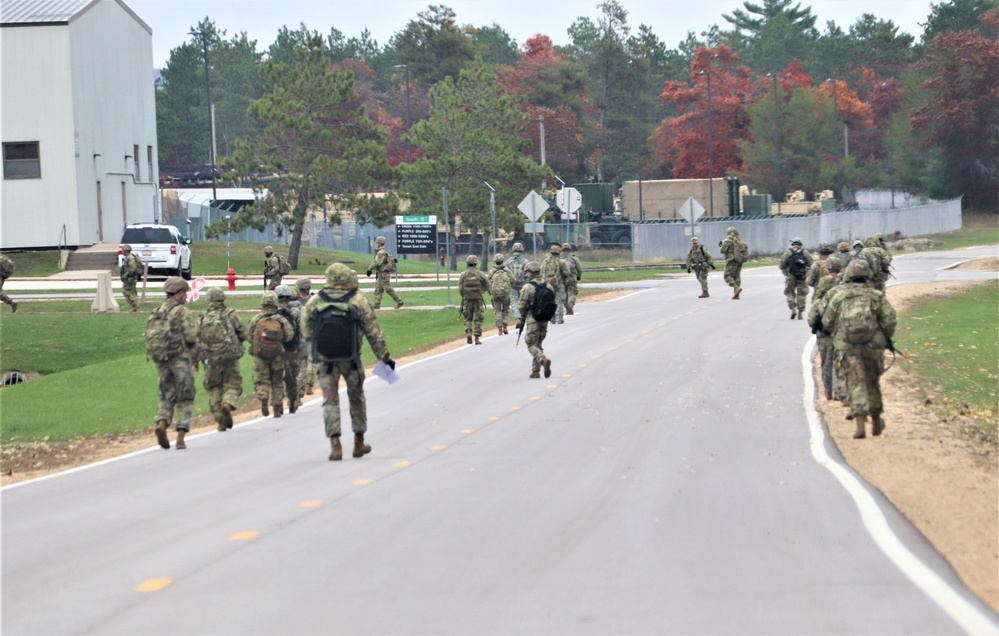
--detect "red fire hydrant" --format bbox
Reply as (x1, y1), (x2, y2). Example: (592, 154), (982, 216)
(225, 268), (238, 292)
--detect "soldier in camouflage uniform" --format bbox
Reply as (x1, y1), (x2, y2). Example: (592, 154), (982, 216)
(516, 261), (553, 379)
(561, 243), (582, 315)
(819, 259), (897, 439)
(718, 227), (747, 299)
(247, 291), (295, 418)
(275, 285), (302, 414)
(301, 263), (395, 461)
(685, 237), (715, 298)
(119, 244), (145, 312)
(196, 288), (247, 431)
(779, 237), (814, 318)
(806, 247), (833, 289)
(506, 242), (528, 321)
(542, 244), (571, 323)
(263, 246), (284, 291)
(295, 277), (317, 397)
(147, 277), (199, 449)
(861, 235), (892, 291)
(459, 255), (490, 344)
(488, 253), (515, 335)
(0, 252), (18, 313)
(807, 256), (842, 401)
(367, 236), (404, 309)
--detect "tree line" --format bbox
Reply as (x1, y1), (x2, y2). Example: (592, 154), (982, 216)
(154, 0), (999, 266)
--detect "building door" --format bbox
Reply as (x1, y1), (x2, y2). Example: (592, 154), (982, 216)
(96, 181), (104, 242)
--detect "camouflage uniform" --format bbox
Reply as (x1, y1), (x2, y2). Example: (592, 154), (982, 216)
(685, 238), (714, 297)
(861, 235), (892, 291)
(295, 278), (316, 397)
(541, 244), (571, 323)
(301, 263), (392, 459)
(263, 246), (284, 291)
(779, 238), (814, 317)
(806, 257), (842, 401)
(506, 243), (528, 320)
(516, 261), (553, 378)
(247, 292), (295, 417)
(718, 227), (745, 298)
(147, 277), (199, 449)
(368, 237), (404, 309)
(805, 248), (833, 289)
(819, 260), (897, 438)
(487, 254), (515, 334)
(459, 255), (490, 343)
(0, 253), (18, 312)
(119, 245), (145, 312)
(276, 285), (302, 413)
(196, 288), (247, 430)
(560, 243), (582, 315)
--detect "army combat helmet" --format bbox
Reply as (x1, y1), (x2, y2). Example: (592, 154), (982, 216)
(261, 291), (279, 308)
(511, 242), (524, 253)
(121, 244), (133, 253)
(325, 263), (358, 290)
(263, 245), (274, 256)
(561, 243), (573, 252)
(844, 258), (872, 281)
(549, 244), (561, 254)
(525, 261), (541, 274)
(274, 284), (294, 300)
(494, 253), (505, 264)
(163, 276), (189, 295)
(206, 287), (226, 303)
(375, 236), (386, 245)
(296, 277), (312, 293)
(791, 237), (803, 246)
(466, 255), (479, 266)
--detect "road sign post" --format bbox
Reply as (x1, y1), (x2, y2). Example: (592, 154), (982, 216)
(518, 190), (550, 261)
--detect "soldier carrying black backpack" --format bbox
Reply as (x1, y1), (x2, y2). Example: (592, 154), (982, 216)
(302, 264), (395, 462)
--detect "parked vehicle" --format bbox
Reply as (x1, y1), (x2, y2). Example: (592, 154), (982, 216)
(118, 223), (192, 279)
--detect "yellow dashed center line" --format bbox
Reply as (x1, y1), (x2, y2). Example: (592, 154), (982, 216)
(578, 363), (587, 368)
(530, 396), (541, 401)
(510, 406), (521, 411)
(640, 330), (649, 334)
(353, 478), (373, 485)
(591, 354), (601, 359)
(625, 339), (634, 342)
(430, 444), (446, 451)
(136, 578), (171, 592)
(561, 374), (572, 378)
(393, 461), (411, 467)
(299, 500), (322, 508)
(461, 429), (475, 435)
(488, 416), (500, 421)
(546, 384), (557, 389)
(229, 531), (259, 541)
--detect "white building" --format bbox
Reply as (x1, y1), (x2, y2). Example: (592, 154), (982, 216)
(1, 0), (158, 249)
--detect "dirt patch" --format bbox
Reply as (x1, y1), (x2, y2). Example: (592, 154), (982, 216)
(815, 260), (998, 612)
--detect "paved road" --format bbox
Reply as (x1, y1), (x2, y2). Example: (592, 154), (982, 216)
(3, 247), (996, 635)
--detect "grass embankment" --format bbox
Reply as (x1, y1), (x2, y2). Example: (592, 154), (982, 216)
(926, 211), (998, 251)
(894, 280), (999, 446)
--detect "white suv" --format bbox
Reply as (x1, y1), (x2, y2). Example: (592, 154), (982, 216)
(119, 223), (193, 279)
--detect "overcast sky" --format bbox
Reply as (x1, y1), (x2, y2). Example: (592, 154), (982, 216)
(125, 0), (937, 69)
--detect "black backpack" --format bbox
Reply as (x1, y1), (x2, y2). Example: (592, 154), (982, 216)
(312, 290), (360, 363)
(529, 281), (557, 321)
(278, 307), (301, 352)
(789, 250), (809, 279)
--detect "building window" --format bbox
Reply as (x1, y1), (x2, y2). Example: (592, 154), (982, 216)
(3, 142), (41, 179)
(147, 146), (153, 183)
(133, 144), (140, 181)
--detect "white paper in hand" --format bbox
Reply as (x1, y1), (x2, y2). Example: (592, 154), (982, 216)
(373, 361), (400, 385)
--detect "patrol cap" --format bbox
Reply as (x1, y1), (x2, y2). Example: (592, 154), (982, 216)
(274, 284), (293, 299)
(512, 242), (524, 253)
(844, 258), (871, 281)
(324, 263), (358, 290)
(494, 253), (505, 264)
(466, 255), (479, 266)
(206, 287), (226, 303)
(296, 277), (312, 292)
(163, 276), (189, 294)
(261, 291), (279, 307)
(549, 244), (561, 254)
(121, 244), (132, 253)
(264, 245), (274, 255)
(525, 260), (541, 273)
(561, 243), (572, 251)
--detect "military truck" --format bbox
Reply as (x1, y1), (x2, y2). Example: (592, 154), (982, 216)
(572, 183), (631, 249)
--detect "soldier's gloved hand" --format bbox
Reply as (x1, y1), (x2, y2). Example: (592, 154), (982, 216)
(366, 269), (372, 277)
(710, 263), (716, 270)
(515, 321), (523, 330)
(687, 267), (692, 274)
(382, 355), (396, 370)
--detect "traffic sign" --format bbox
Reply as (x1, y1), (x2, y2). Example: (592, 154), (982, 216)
(524, 222), (545, 234)
(677, 197), (706, 223)
(555, 187), (582, 214)
(518, 190), (549, 222)
(395, 215), (438, 254)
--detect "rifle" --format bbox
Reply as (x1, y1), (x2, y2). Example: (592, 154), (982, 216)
(516, 321), (524, 347)
(263, 260), (269, 289)
(884, 337), (906, 371)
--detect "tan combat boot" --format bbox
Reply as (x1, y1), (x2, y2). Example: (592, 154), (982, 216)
(543, 357), (552, 378)
(155, 419), (170, 449)
(395, 300), (405, 309)
(221, 403), (234, 429)
(10, 300), (18, 313)
(474, 335), (482, 345)
(733, 286), (742, 300)
(288, 397), (298, 414)
(260, 398), (269, 417)
(466, 329), (473, 345)
(529, 369), (541, 379)
(176, 430), (187, 449)
(790, 308), (797, 319)
(797, 309), (804, 320)
(273, 402), (283, 418)
(353, 433), (371, 458)
(698, 291), (709, 298)
(871, 410), (886, 436)
(329, 436), (343, 461)
(853, 415), (868, 439)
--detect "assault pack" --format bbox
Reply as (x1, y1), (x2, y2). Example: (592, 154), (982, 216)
(489, 268), (512, 297)
(197, 309), (243, 363)
(250, 314), (285, 359)
(0, 256), (14, 279)
(312, 290), (360, 364)
(145, 304), (186, 363)
(507, 255), (526, 288)
(836, 287), (879, 344)
(788, 250), (809, 279)
(529, 281), (557, 321)
(277, 256), (292, 276)
(734, 237), (750, 263)
(460, 271), (484, 301)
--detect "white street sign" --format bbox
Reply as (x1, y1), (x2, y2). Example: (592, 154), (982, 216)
(524, 222), (545, 234)
(556, 187), (582, 214)
(677, 197), (706, 223)
(518, 190), (549, 222)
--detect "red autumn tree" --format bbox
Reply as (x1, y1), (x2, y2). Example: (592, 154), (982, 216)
(911, 24), (999, 208)
(650, 45), (753, 179)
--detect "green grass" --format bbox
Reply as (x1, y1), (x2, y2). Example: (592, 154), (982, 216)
(894, 280), (999, 446)
(190, 241), (442, 277)
(925, 211), (999, 251)
(2, 250), (63, 277)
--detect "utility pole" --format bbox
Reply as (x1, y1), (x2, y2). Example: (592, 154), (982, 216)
(190, 29), (217, 201)
(394, 64), (412, 164)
